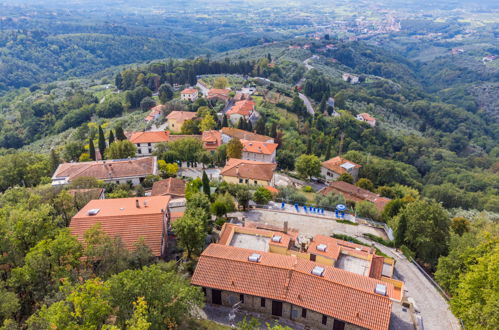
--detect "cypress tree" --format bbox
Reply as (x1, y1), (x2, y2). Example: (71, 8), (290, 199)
(307, 137), (312, 154)
(270, 122), (277, 138)
(108, 130), (115, 146)
(89, 138), (96, 161)
(98, 126), (106, 159)
(115, 126), (127, 140)
(255, 117), (266, 135)
(318, 94), (327, 114)
(395, 213), (408, 248)
(202, 171), (210, 197)
(324, 139), (332, 160)
(237, 117), (245, 130)
(49, 149), (60, 174)
(222, 115), (228, 128)
(247, 120), (253, 132)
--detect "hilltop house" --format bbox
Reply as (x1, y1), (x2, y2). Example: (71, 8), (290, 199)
(321, 156), (361, 182)
(319, 181), (391, 212)
(202, 130), (222, 152)
(221, 127), (274, 144)
(342, 73), (359, 84)
(221, 158), (276, 186)
(180, 88), (199, 102)
(129, 131), (170, 157)
(191, 222), (403, 330)
(356, 113), (376, 127)
(226, 99), (257, 125)
(69, 196), (171, 258)
(51, 157), (158, 186)
(241, 139), (278, 163)
(166, 111), (197, 133)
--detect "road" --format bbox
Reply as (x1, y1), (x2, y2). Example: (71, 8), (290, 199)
(364, 239), (461, 330)
(298, 92), (315, 116)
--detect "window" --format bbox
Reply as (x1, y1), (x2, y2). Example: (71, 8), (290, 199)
(148, 143), (151, 147)
(136, 144), (140, 147)
(245, 179), (249, 184)
(148, 148), (152, 153)
(322, 315), (327, 325)
(138, 149), (142, 154)
(302, 308), (307, 318)
(202, 287), (206, 296)
(254, 181), (258, 185)
(239, 178), (243, 183)
(260, 298), (266, 307)
(240, 294), (244, 303)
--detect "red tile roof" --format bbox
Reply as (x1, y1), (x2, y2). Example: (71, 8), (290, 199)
(221, 158), (276, 182)
(145, 105), (164, 122)
(129, 131), (170, 144)
(192, 244), (393, 330)
(52, 157), (157, 183)
(358, 113), (376, 122)
(202, 130), (222, 151)
(221, 127), (273, 143)
(218, 223), (292, 249)
(320, 181), (391, 211)
(181, 88), (198, 95)
(70, 196), (171, 256)
(208, 89), (230, 97)
(226, 100), (255, 117)
(166, 111), (197, 122)
(151, 178), (186, 197)
(321, 156), (361, 175)
(241, 139), (278, 155)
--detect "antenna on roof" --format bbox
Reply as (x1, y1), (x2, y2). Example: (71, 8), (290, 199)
(136, 199), (140, 208)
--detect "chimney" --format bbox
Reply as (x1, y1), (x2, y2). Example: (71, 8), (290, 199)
(283, 221), (288, 234)
(143, 201), (148, 207)
(136, 199), (140, 208)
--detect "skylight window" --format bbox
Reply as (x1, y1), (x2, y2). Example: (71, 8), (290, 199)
(248, 253), (261, 262)
(311, 266), (325, 277)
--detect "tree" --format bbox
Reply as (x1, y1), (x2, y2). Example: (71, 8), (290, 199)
(337, 173), (354, 184)
(290, 92), (307, 116)
(9, 229), (83, 313)
(222, 115), (229, 128)
(213, 77), (229, 89)
(202, 171), (210, 197)
(88, 138), (96, 161)
(255, 117), (266, 135)
(449, 244), (498, 329)
(0, 283), (20, 325)
(158, 160), (178, 178)
(356, 178), (375, 192)
(355, 201), (380, 221)
(140, 97), (156, 111)
(227, 138), (243, 159)
(200, 114), (216, 131)
(276, 150), (295, 170)
(451, 217), (470, 236)
(315, 192), (346, 209)
(115, 126), (127, 141)
(64, 141), (84, 162)
(168, 138), (203, 164)
(181, 119), (201, 134)
(211, 193), (235, 217)
(105, 140), (137, 159)
(295, 154), (320, 180)
(233, 185), (252, 210)
(253, 186), (272, 205)
(79, 152), (92, 162)
(108, 130), (115, 146)
(159, 84), (174, 103)
(27, 278), (112, 330)
(318, 94), (327, 114)
(395, 200), (450, 267)
(126, 297), (151, 330)
(172, 214), (206, 259)
(49, 149), (61, 174)
(394, 212), (407, 248)
(98, 125), (107, 160)
(107, 264), (204, 329)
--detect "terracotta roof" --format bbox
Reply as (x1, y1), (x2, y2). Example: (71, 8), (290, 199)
(358, 113), (376, 122)
(221, 158), (276, 182)
(264, 186), (279, 195)
(70, 196), (171, 256)
(208, 89), (230, 97)
(369, 255), (385, 280)
(226, 100), (255, 117)
(320, 181), (391, 211)
(221, 127), (273, 143)
(145, 105), (164, 122)
(192, 244), (393, 330)
(129, 131), (170, 144)
(321, 156), (361, 175)
(202, 130), (222, 150)
(308, 235), (374, 262)
(218, 223), (292, 249)
(52, 157), (157, 183)
(241, 139), (278, 155)
(181, 88), (198, 94)
(151, 178), (186, 197)
(166, 111), (197, 122)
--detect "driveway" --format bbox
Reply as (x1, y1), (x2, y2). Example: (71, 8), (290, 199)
(228, 209), (387, 239)
(363, 240), (461, 330)
(298, 92), (315, 116)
